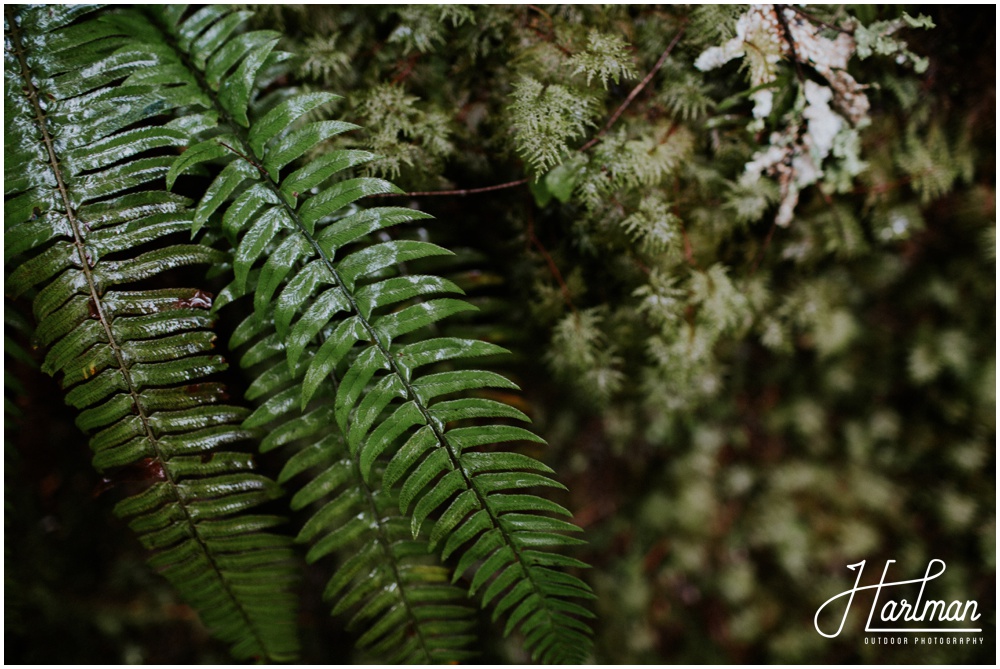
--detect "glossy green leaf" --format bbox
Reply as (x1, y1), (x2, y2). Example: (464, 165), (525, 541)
(194, 158), (259, 234)
(264, 120), (359, 178)
(300, 315), (365, 407)
(286, 287), (350, 369)
(281, 150), (376, 202)
(234, 205), (289, 291)
(166, 136), (232, 189)
(336, 239), (452, 292)
(218, 36), (278, 126)
(359, 401), (426, 484)
(334, 345), (389, 429)
(255, 235), (312, 317)
(299, 178), (402, 235)
(205, 29), (280, 89)
(374, 298), (476, 345)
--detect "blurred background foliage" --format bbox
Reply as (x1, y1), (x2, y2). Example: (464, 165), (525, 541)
(5, 4), (994, 663)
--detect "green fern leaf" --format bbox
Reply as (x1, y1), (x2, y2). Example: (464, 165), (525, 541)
(145, 5), (595, 661)
(4, 6), (298, 661)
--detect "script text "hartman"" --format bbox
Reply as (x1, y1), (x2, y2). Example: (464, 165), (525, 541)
(814, 559), (981, 638)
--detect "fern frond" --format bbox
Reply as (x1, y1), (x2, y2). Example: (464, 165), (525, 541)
(568, 29), (637, 89)
(657, 63), (715, 122)
(147, 5), (595, 662)
(509, 76), (600, 174)
(234, 314), (478, 662)
(4, 6), (298, 661)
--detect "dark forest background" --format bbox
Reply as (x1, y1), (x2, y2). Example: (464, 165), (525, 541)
(5, 4), (994, 663)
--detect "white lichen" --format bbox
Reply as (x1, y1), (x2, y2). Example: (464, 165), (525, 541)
(695, 5), (785, 120)
(696, 4), (893, 226)
(802, 80), (841, 160)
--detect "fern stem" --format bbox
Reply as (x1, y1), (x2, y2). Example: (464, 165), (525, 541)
(526, 197), (578, 314)
(4, 11), (274, 657)
(350, 447), (439, 662)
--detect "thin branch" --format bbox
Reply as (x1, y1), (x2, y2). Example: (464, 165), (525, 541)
(390, 52), (421, 85)
(369, 177), (529, 198)
(527, 4), (555, 33)
(526, 5), (572, 55)
(786, 6), (851, 35)
(774, 6), (807, 84)
(673, 174), (699, 269)
(749, 219), (778, 275)
(526, 195), (577, 314)
(680, 222), (697, 267)
(579, 25), (687, 152)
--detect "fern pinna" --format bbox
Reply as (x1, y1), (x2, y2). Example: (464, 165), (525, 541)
(143, 5), (596, 663)
(3, 6), (298, 661)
